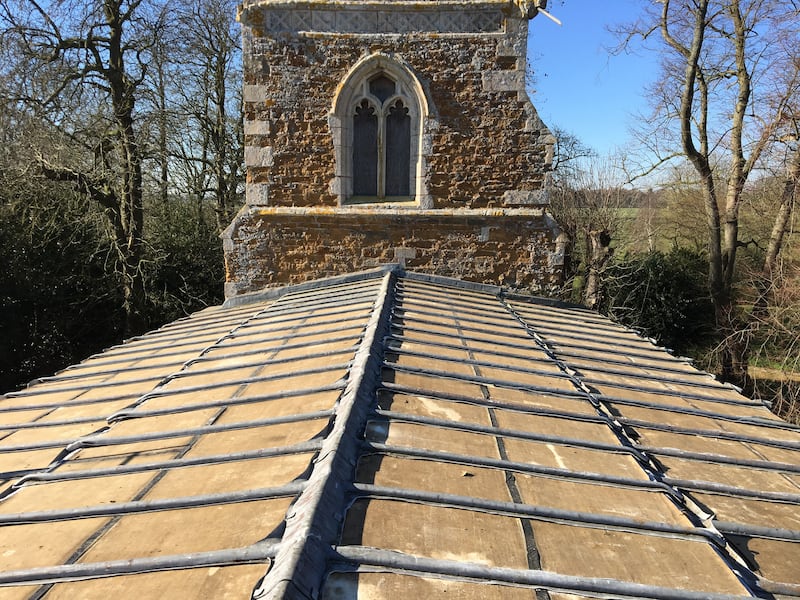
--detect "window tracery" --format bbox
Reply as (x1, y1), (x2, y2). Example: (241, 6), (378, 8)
(330, 54), (429, 206)
(351, 73), (412, 199)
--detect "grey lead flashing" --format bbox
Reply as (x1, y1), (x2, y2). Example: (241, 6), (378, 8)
(662, 475), (800, 505)
(392, 314), (534, 344)
(45, 334), (242, 370)
(497, 297), (764, 584)
(392, 297), (526, 328)
(252, 271), (396, 600)
(641, 444), (800, 476)
(379, 382), (608, 426)
(0, 414), (107, 432)
(278, 278), (383, 305)
(364, 442), (681, 499)
(223, 265), (395, 308)
(526, 323), (666, 354)
(163, 346), (358, 383)
(618, 417), (800, 452)
(385, 333), (554, 366)
(64, 410), (333, 452)
(214, 310), (368, 345)
(64, 304), (266, 364)
(36, 335), (359, 384)
(187, 329), (364, 363)
(400, 270), (503, 296)
(123, 363), (350, 400)
(507, 309), (639, 338)
(599, 394), (796, 432)
(5, 374), (166, 398)
(555, 350), (706, 377)
(567, 364), (726, 391)
(108, 384), (344, 423)
(0, 540), (282, 587)
(331, 546), (756, 600)
(384, 347), (574, 384)
(502, 294), (604, 316)
(370, 411), (649, 463)
(758, 577), (800, 598)
(382, 363), (587, 402)
(542, 335), (687, 362)
(0, 410), (331, 455)
(509, 305), (647, 336)
(392, 323), (558, 355)
(12, 441), (322, 488)
(0, 391), (142, 412)
(353, 483), (724, 545)
(585, 377), (750, 406)
(50, 357), (190, 381)
(597, 390), (765, 410)
(231, 304), (376, 337)
(714, 520), (800, 542)
(0, 483), (306, 526)
(234, 295), (375, 324)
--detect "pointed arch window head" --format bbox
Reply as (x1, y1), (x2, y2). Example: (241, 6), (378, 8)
(369, 74), (395, 104)
(331, 55), (428, 206)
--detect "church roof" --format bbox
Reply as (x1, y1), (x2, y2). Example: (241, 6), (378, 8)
(1, 265), (799, 599)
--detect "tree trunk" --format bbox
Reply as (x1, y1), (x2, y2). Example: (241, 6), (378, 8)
(752, 144), (800, 320)
(583, 229), (612, 310)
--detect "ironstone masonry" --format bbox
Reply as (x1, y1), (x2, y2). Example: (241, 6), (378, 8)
(224, 0), (565, 298)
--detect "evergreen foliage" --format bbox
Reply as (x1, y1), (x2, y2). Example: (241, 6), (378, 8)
(0, 190), (226, 393)
(0, 191), (123, 391)
(600, 247), (715, 356)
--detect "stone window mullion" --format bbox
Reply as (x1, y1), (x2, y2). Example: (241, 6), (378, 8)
(377, 103), (387, 198)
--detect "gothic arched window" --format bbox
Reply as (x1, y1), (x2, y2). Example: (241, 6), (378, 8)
(352, 73), (412, 199)
(330, 54), (429, 206)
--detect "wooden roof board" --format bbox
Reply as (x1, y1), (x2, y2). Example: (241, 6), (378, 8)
(1, 267), (798, 599)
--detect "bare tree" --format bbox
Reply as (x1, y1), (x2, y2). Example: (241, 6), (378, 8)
(0, 0), (168, 333)
(171, 0), (243, 231)
(549, 134), (636, 308)
(619, 0), (800, 384)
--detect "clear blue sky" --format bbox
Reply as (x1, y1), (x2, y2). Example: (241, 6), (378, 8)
(527, 0), (657, 157)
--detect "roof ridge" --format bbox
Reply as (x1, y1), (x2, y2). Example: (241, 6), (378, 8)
(251, 270), (397, 599)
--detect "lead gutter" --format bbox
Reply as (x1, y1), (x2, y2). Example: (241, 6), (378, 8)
(251, 271), (396, 600)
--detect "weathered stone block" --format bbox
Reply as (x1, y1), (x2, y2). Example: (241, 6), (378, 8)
(482, 70), (525, 92)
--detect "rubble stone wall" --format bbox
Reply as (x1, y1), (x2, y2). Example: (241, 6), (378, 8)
(240, 1), (554, 209)
(224, 207), (564, 297)
(228, 0), (563, 299)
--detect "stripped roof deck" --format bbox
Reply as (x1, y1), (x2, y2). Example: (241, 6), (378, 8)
(1, 266), (799, 599)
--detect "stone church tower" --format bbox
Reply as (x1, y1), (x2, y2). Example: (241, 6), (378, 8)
(224, 0), (564, 298)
